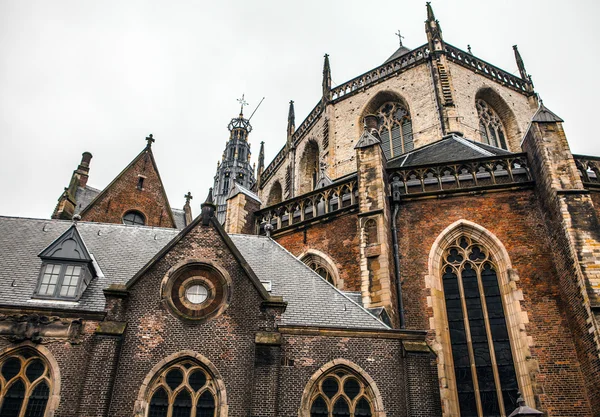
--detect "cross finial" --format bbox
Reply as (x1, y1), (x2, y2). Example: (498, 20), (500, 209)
(395, 30), (405, 47)
(467, 44), (472, 54)
(237, 94), (248, 115)
(145, 134), (155, 147)
(184, 191), (193, 204)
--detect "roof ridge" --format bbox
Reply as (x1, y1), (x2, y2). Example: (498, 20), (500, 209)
(452, 135), (495, 156)
(264, 237), (390, 329)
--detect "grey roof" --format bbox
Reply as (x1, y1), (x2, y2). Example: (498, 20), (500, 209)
(531, 103), (564, 123)
(228, 183), (261, 203)
(230, 234), (389, 330)
(74, 185), (100, 214)
(387, 134), (513, 168)
(171, 208), (187, 229)
(0, 216), (179, 312)
(355, 129), (381, 149)
(384, 45), (412, 64)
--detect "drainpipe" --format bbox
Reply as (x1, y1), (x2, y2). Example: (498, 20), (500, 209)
(391, 202), (405, 328)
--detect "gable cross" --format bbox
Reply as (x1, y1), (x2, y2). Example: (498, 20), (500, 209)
(184, 191), (193, 204)
(395, 30), (405, 47)
(145, 134), (155, 147)
(237, 94), (248, 115)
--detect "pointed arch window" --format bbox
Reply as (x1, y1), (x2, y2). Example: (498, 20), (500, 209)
(442, 235), (518, 416)
(308, 367), (374, 417)
(476, 99), (508, 150)
(301, 254), (337, 286)
(147, 360), (218, 417)
(376, 102), (413, 159)
(0, 351), (53, 417)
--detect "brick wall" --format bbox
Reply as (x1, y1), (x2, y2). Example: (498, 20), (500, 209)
(274, 213), (361, 291)
(80, 149), (175, 228)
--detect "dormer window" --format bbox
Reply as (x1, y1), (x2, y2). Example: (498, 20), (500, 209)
(35, 225), (94, 301)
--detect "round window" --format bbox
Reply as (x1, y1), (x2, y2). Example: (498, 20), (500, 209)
(185, 284), (208, 304)
(123, 210), (145, 226)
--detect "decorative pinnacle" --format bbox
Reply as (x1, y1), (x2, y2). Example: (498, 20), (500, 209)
(395, 30), (405, 47)
(237, 94), (248, 116)
(145, 134), (155, 147)
(426, 2), (435, 21)
(184, 191), (193, 205)
(467, 44), (472, 54)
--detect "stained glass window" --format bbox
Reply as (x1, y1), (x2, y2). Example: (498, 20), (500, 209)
(309, 367), (374, 417)
(0, 351), (51, 417)
(376, 102), (414, 159)
(476, 99), (508, 150)
(442, 236), (519, 416)
(147, 360), (218, 417)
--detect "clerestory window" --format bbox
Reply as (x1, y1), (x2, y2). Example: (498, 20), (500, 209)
(442, 236), (518, 416)
(476, 99), (508, 150)
(309, 367), (374, 417)
(147, 360), (218, 417)
(376, 101), (414, 159)
(0, 351), (53, 417)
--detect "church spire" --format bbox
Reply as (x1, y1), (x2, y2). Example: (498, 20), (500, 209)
(513, 45), (528, 81)
(257, 141), (265, 185)
(425, 2), (444, 52)
(287, 100), (295, 147)
(322, 54), (331, 103)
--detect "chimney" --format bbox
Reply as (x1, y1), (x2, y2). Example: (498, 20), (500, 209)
(77, 152), (92, 188)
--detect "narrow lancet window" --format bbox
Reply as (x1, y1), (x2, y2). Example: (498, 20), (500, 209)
(376, 101), (413, 159)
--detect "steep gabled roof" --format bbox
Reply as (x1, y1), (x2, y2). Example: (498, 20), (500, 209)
(387, 134), (512, 168)
(38, 224), (92, 262)
(78, 145), (177, 227)
(531, 103), (564, 123)
(230, 234), (389, 330)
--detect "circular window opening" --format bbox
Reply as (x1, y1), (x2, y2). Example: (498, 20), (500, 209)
(123, 210), (145, 226)
(185, 284), (208, 304)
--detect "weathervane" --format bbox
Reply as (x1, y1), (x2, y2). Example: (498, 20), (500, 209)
(395, 30), (405, 47)
(237, 94), (248, 115)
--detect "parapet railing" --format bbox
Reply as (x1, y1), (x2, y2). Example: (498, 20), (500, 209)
(255, 175), (358, 235)
(387, 154), (532, 199)
(444, 44), (532, 94)
(574, 155), (600, 187)
(330, 44), (430, 102)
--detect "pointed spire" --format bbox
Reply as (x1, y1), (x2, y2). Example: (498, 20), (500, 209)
(425, 2), (444, 52)
(287, 100), (296, 147)
(200, 188), (215, 225)
(257, 141), (265, 186)
(532, 102), (564, 123)
(322, 54), (331, 103)
(355, 115), (382, 149)
(513, 45), (529, 80)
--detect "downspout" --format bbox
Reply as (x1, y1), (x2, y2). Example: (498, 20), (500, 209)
(391, 202), (405, 328)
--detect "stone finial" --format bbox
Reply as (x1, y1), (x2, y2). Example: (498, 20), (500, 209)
(425, 2), (444, 51)
(184, 192), (193, 205)
(72, 214), (81, 226)
(200, 188), (216, 226)
(264, 223), (273, 238)
(507, 393), (543, 417)
(322, 54), (331, 102)
(145, 134), (155, 148)
(287, 100), (296, 143)
(513, 45), (528, 81)
(426, 1), (436, 21)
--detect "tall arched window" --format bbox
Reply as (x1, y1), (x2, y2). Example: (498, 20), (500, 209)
(0, 350), (53, 417)
(301, 253), (337, 286)
(266, 181), (283, 206)
(376, 102), (413, 159)
(147, 359), (218, 417)
(308, 367), (375, 417)
(441, 235), (518, 416)
(476, 99), (508, 150)
(298, 140), (320, 195)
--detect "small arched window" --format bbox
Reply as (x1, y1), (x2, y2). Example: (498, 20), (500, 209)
(0, 351), (53, 416)
(147, 359), (218, 417)
(442, 235), (519, 416)
(476, 99), (508, 150)
(266, 181), (283, 206)
(376, 101), (413, 159)
(309, 367), (375, 417)
(301, 254), (337, 286)
(123, 210), (146, 226)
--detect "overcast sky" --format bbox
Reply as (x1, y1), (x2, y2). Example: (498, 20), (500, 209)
(1, 0), (598, 219)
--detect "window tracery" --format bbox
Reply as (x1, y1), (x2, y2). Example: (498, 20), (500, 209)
(0, 351), (52, 417)
(301, 254), (336, 286)
(476, 99), (508, 150)
(375, 102), (413, 159)
(308, 367), (374, 417)
(147, 360), (218, 417)
(441, 235), (518, 416)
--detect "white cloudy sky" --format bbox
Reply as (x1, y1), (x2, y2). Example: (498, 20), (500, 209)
(1, 0), (598, 219)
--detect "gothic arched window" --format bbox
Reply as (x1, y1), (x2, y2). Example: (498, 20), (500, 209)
(301, 253), (337, 286)
(476, 99), (508, 150)
(147, 359), (218, 417)
(442, 235), (519, 416)
(0, 351), (53, 417)
(376, 102), (414, 159)
(308, 367), (374, 417)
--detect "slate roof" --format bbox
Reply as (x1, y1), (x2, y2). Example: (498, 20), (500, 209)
(73, 185), (100, 215)
(387, 134), (513, 168)
(230, 234), (389, 330)
(384, 45), (412, 64)
(228, 183), (261, 203)
(531, 103), (564, 123)
(0, 216), (179, 312)
(171, 208), (187, 229)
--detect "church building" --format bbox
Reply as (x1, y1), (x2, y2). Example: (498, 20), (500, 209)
(0, 4), (599, 417)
